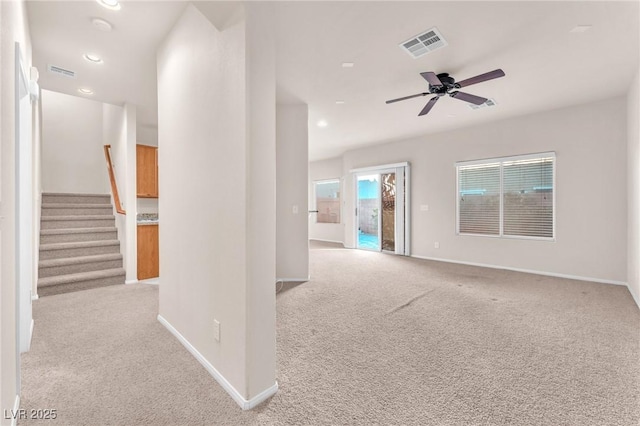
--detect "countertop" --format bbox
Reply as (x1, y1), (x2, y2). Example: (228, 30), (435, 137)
(137, 213), (159, 225)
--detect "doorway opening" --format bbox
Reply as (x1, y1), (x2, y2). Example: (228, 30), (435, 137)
(353, 163), (410, 255)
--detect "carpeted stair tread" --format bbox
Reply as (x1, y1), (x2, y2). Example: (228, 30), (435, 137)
(42, 192), (110, 197)
(40, 240), (120, 252)
(38, 268), (125, 288)
(41, 215), (115, 221)
(39, 253), (122, 268)
(41, 227), (117, 235)
(42, 203), (112, 208)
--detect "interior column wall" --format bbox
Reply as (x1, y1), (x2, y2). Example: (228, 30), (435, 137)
(158, 3), (277, 406)
(627, 68), (640, 308)
(0, 0), (32, 420)
(276, 104), (309, 281)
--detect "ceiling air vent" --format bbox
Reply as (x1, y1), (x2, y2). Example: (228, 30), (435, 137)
(47, 64), (76, 79)
(468, 98), (497, 110)
(400, 27), (447, 59)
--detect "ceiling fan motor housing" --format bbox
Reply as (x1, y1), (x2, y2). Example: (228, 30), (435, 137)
(431, 73), (461, 95)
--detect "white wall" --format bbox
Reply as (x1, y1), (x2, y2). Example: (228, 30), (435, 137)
(339, 97), (628, 285)
(103, 103), (128, 271)
(309, 156), (344, 243)
(123, 105), (137, 282)
(0, 0), (32, 420)
(627, 68), (640, 308)
(41, 90), (109, 194)
(276, 104), (309, 280)
(157, 3), (277, 407)
(137, 124), (158, 147)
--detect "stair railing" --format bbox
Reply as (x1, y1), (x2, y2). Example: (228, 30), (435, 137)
(103, 144), (126, 215)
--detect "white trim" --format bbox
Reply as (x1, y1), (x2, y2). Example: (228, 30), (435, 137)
(455, 151), (556, 168)
(276, 276), (310, 283)
(157, 315), (278, 410)
(28, 319), (34, 350)
(125, 279), (138, 285)
(11, 395), (20, 426)
(138, 278), (159, 285)
(410, 254), (627, 286)
(628, 284), (640, 309)
(31, 293), (38, 301)
(309, 238), (344, 245)
(349, 162), (409, 174)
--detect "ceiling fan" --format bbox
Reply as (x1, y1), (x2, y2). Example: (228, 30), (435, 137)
(386, 69), (505, 116)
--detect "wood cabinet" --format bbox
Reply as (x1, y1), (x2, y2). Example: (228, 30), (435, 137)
(136, 144), (158, 198)
(137, 224), (159, 280)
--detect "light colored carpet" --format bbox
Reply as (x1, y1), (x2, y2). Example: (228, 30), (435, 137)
(20, 246), (639, 425)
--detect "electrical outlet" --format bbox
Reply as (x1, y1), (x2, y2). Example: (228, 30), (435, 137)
(213, 319), (220, 342)
(434, 242), (440, 249)
(292, 205), (299, 214)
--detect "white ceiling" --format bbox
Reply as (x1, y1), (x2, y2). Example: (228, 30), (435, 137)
(27, 1), (639, 161)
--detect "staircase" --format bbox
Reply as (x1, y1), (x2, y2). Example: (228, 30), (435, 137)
(38, 193), (125, 297)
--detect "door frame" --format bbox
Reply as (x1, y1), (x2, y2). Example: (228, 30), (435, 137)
(350, 162), (410, 255)
(16, 42), (35, 364)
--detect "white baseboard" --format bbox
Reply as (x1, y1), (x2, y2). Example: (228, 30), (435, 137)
(138, 278), (159, 285)
(31, 293), (38, 301)
(10, 395), (20, 426)
(309, 238), (344, 245)
(410, 255), (627, 286)
(276, 276), (310, 283)
(628, 283), (640, 309)
(125, 279), (138, 285)
(157, 315), (278, 410)
(29, 319), (34, 350)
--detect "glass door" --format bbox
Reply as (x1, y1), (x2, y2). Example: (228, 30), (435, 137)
(353, 164), (409, 255)
(356, 174), (380, 250)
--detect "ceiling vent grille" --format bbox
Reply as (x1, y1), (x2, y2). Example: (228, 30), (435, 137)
(468, 98), (497, 110)
(400, 27), (447, 59)
(47, 64), (76, 79)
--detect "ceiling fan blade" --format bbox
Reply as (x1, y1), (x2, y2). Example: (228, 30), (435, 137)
(418, 96), (439, 116)
(456, 69), (505, 88)
(385, 92), (428, 104)
(420, 72), (443, 87)
(450, 91), (487, 105)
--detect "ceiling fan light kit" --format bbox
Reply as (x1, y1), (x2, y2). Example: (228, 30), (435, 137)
(386, 68), (506, 117)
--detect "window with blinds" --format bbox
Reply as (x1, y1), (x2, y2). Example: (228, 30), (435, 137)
(456, 153), (555, 239)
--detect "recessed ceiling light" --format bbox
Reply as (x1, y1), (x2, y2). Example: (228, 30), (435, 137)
(83, 53), (103, 64)
(341, 62), (354, 68)
(335, 100), (345, 105)
(317, 120), (328, 128)
(91, 17), (113, 32)
(78, 88), (94, 95)
(569, 25), (592, 33)
(97, 0), (121, 11)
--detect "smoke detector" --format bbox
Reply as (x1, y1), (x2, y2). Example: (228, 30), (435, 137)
(400, 27), (447, 59)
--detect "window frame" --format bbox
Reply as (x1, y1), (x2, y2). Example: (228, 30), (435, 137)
(313, 178), (342, 224)
(455, 152), (556, 241)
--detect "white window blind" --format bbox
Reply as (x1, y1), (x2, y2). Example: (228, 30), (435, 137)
(458, 163), (500, 235)
(456, 153), (555, 240)
(502, 157), (554, 238)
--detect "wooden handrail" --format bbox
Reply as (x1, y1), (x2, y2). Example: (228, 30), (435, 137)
(103, 144), (126, 215)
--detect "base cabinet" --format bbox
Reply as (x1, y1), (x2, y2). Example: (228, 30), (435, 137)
(137, 224), (159, 280)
